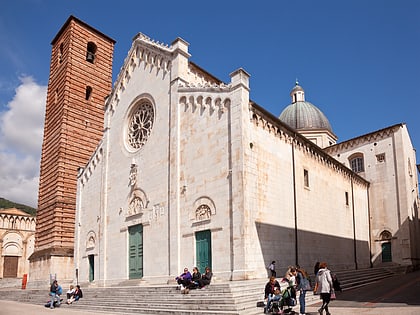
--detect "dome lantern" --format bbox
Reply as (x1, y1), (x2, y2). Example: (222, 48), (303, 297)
(290, 79), (305, 103)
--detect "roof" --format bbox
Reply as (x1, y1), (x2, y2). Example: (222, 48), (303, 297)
(51, 15), (116, 45)
(0, 207), (33, 217)
(279, 83), (333, 133)
(325, 123), (405, 150)
(279, 101), (333, 132)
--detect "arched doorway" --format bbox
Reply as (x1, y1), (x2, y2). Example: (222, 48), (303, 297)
(380, 230), (392, 263)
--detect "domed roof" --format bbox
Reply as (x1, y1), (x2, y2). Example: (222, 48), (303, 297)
(279, 83), (333, 132)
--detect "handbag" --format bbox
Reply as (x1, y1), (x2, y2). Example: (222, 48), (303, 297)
(302, 278), (312, 291)
(330, 290), (336, 300)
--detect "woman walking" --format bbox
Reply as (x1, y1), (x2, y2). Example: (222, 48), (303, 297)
(315, 262), (334, 315)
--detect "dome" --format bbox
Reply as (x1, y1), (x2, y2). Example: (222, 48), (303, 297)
(279, 83), (333, 132)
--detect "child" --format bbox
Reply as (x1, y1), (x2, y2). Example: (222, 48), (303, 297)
(265, 287), (282, 314)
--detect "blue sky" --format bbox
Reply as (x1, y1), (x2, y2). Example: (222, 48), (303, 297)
(1, 0), (419, 207)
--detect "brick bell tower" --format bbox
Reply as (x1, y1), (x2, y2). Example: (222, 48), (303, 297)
(29, 16), (115, 283)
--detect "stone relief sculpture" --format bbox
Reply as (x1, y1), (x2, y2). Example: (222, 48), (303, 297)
(126, 188), (150, 217)
(129, 162), (138, 187)
(87, 235), (95, 248)
(192, 196), (216, 222)
(196, 204), (211, 221)
(127, 197), (145, 216)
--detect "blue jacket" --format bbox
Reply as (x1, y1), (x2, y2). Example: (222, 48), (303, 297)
(50, 284), (62, 295)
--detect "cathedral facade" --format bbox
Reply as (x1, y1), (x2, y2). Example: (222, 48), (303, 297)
(0, 208), (36, 279)
(71, 30), (420, 286)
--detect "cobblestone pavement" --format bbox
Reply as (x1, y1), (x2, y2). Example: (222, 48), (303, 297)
(1, 270), (419, 315)
(0, 300), (106, 315)
(1, 299), (419, 315)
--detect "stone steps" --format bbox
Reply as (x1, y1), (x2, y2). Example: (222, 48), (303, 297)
(333, 265), (406, 291)
(0, 266), (408, 315)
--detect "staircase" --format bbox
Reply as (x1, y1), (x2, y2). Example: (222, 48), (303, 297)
(332, 265), (408, 291)
(0, 266), (408, 315)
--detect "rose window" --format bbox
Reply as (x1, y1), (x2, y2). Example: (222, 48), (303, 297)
(127, 100), (154, 150)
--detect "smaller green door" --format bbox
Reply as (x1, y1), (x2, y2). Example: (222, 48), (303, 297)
(129, 224), (143, 279)
(88, 255), (94, 282)
(196, 230), (212, 274)
(381, 242), (392, 262)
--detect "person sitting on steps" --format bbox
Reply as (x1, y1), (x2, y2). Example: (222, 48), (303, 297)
(264, 276), (280, 313)
(48, 280), (62, 309)
(67, 285), (83, 304)
(176, 267), (192, 293)
(186, 267), (201, 291)
(198, 266), (213, 289)
(66, 285), (75, 303)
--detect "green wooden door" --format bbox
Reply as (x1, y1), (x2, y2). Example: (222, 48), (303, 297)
(88, 255), (94, 282)
(381, 242), (392, 262)
(129, 224), (143, 279)
(196, 230), (212, 273)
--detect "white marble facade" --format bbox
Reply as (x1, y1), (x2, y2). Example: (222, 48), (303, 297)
(74, 33), (419, 286)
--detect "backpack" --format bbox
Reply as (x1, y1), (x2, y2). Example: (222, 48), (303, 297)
(332, 274), (342, 292)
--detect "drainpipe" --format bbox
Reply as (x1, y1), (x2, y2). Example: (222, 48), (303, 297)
(351, 178), (358, 269)
(227, 103), (234, 281)
(292, 141), (298, 266)
(367, 184), (373, 268)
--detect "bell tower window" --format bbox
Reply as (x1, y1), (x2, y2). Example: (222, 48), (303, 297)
(59, 43), (64, 63)
(86, 42), (97, 63)
(85, 86), (92, 100)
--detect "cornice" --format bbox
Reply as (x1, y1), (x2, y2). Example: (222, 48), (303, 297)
(326, 123), (403, 154)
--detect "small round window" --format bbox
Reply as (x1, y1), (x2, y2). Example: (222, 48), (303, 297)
(126, 99), (154, 150)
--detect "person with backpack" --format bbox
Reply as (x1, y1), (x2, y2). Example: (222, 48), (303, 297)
(296, 265), (311, 315)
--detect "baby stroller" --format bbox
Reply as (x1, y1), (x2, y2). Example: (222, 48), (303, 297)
(278, 283), (297, 314)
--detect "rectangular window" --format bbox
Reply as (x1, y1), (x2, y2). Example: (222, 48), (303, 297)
(350, 157), (364, 173)
(345, 192), (349, 205)
(304, 169), (309, 187)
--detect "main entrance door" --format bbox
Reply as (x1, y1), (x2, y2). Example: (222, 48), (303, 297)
(3, 256), (18, 278)
(196, 230), (212, 273)
(129, 224), (143, 279)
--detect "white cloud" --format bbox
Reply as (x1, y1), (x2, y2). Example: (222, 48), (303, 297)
(0, 76), (46, 208)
